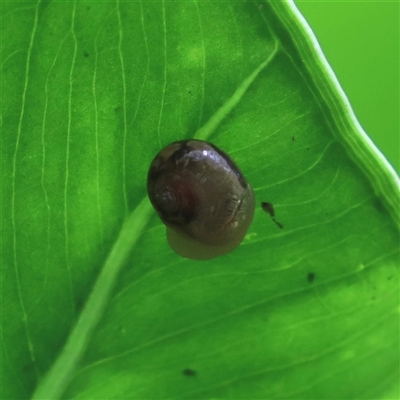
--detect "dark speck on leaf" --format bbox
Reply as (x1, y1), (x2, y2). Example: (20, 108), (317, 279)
(182, 368), (196, 377)
(307, 272), (315, 283)
(374, 198), (387, 215)
(261, 202), (284, 229)
(84, 52), (89, 58)
(274, 220), (284, 229)
(291, 135), (295, 141)
(261, 201), (275, 217)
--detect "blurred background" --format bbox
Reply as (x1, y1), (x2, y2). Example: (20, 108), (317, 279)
(295, 0), (399, 174)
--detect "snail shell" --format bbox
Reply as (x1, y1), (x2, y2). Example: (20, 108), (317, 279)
(147, 139), (255, 260)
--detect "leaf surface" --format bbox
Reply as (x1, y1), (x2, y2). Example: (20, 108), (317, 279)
(2, 1), (399, 399)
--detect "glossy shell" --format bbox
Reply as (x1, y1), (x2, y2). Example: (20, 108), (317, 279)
(147, 139), (255, 260)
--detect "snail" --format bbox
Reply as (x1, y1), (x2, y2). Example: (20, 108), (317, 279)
(147, 139), (255, 260)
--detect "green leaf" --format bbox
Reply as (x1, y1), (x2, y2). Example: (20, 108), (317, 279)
(2, 1), (399, 399)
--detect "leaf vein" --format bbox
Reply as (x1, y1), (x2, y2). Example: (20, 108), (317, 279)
(64, 1), (78, 312)
(92, 11), (110, 246)
(10, 0), (41, 379)
(116, 0), (128, 213)
(193, 0), (205, 130)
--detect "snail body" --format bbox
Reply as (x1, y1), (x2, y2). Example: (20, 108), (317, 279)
(147, 139), (254, 260)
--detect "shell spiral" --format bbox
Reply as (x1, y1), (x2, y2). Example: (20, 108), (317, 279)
(147, 139), (255, 260)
